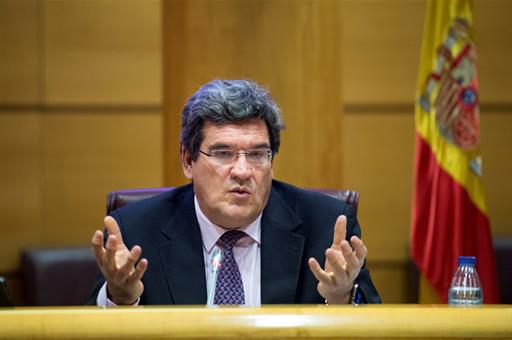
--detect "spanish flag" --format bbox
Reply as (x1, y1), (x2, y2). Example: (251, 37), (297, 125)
(411, 0), (499, 303)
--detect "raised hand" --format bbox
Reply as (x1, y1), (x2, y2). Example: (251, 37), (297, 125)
(308, 215), (367, 304)
(91, 216), (148, 305)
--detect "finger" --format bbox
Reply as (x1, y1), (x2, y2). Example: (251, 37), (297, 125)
(128, 258), (148, 284)
(325, 248), (347, 279)
(308, 257), (333, 283)
(340, 239), (361, 271)
(91, 230), (106, 265)
(104, 234), (120, 272)
(331, 215), (347, 248)
(116, 245), (142, 280)
(350, 236), (368, 264)
(104, 216), (124, 243)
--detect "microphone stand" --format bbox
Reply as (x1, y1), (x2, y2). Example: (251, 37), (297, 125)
(206, 248), (223, 307)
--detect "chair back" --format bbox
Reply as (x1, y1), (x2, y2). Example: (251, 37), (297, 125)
(21, 247), (97, 306)
(107, 187), (359, 215)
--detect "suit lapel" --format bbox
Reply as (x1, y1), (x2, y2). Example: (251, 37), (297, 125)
(261, 187), (304, 304)
(158, 189), (207, 304)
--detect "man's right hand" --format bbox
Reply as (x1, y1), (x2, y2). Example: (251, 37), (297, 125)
(91, 216), (148, 305)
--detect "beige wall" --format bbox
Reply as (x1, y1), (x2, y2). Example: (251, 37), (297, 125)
(1, 0), (511, 304)
(474, 0), (512, 236)
(0, 0), (163, 274)
(340, 0), (422, 303)
(163, 0), (345, 188)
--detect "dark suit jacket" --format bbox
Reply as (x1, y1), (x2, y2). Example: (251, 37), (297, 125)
(89, 180), (381, 304)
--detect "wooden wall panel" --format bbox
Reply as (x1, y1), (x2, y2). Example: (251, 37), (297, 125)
(0, 0), (42, 272)
(480, 112), (512, 235)
(0, 0), (39, 104)
(474, 0), (512, 103)
(341, 1), (424, 104)
(43, 0), (161, 104)
(41, 112), (162, 246)
(163, 0), (344, 188)
(369, 264), (416, 303)
(0, 1), (162, 274)
(343, 114), (415, 263)
(344, 0), (512, 106)
(0, 113), (42, 272)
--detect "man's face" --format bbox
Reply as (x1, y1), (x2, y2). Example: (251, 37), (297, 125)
(181, 118), (273, 229)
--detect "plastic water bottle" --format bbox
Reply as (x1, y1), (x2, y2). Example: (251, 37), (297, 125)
(448, 256), (483, 306)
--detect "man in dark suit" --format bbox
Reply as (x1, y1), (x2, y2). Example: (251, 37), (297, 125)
(90, 79), (380, 306)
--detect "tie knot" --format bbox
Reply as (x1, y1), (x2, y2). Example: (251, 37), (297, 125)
(219, 230), (246, 248)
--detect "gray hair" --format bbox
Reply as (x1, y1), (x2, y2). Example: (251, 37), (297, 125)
(180, 79), (285, 159)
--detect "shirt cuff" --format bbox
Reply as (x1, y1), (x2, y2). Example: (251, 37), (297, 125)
(96, 282), (140, 307)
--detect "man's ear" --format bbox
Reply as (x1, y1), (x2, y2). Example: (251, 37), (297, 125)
(180, 145), (194, 180)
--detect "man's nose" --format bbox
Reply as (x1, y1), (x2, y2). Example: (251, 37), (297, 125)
(230, 153), (252, 177)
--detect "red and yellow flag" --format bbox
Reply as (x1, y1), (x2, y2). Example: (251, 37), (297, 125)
(411, 0), (499, 303)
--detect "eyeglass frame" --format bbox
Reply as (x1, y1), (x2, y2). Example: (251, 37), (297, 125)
(198, 149), (273, 166)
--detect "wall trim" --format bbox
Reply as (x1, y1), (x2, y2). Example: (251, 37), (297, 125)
(344, 102), (512, 114)
(0, 104), (162, 114)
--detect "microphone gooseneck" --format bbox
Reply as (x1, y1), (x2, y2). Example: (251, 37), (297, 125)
(206, 248), (223, 307)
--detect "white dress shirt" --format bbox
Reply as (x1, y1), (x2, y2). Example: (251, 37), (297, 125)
(97, 195), (262, 306)
(195, 196), (261, 306)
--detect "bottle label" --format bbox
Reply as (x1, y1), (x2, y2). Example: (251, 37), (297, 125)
(448, 286), (483, 306)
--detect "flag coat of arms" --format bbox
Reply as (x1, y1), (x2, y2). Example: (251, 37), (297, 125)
(411, 0), (499, 303)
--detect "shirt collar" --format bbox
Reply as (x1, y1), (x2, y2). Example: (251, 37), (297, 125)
(194, 195), (262, 254)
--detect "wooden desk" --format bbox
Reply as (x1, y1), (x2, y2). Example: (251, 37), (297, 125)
(0, 305), (511, 340)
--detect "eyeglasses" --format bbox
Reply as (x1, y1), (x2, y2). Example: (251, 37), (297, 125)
(198, 149), (273, 166)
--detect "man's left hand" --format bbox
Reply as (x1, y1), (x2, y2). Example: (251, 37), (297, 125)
(308, 215), (367, 304)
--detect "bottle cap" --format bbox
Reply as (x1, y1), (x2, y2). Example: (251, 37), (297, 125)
(458, 256), (476, 266)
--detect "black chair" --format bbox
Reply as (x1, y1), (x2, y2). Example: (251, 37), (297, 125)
(493, 236), (512, 304)
(21, 247), (97, 306)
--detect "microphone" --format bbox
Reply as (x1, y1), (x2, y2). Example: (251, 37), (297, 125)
(206, 248), (223, 307)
